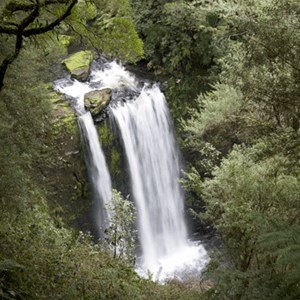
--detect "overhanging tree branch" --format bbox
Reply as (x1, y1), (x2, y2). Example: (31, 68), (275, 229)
(4, 0), (70, 13)
(23, 0), (77, 36)
(0, 4), (40, 90)
(0, 0), (78, 91)
(18, 3), (40, 31)
(0, 26), (18, 34)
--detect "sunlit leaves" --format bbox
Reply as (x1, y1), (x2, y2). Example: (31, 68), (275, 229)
(96, 16), (144, 62)
(105, 190), (137, 264)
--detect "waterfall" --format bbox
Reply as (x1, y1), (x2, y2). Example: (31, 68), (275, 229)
(55, 60), (209, 280)
(78, 112), (112, 232)
(112, 84), (208, 280)
(54, 72), (112, 235)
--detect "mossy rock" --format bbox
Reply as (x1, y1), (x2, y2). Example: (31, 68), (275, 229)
(84, 88), (112, 116)
(49, 91), (76, 129)
(62, 50), (94, 81)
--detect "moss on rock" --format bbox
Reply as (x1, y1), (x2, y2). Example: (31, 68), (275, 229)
(98, 121), (130, 195)
(98, 121), (120, 175)
(84, 88), (112, 116)
(62, 50), (94, 81)
(44, 86), (92, 232)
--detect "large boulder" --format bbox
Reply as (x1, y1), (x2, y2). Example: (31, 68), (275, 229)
(84, 88), (112, 116)
(62, 50), (94, 81)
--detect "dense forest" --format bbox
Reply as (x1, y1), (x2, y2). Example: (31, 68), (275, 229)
(0, 0), (299, 299)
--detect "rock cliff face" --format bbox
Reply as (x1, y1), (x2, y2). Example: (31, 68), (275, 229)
(46, 89), (92, 231)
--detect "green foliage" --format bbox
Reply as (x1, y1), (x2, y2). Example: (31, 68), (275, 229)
(95, 16), (144, 62)
(0, 187), (204, 299)
(200, 146), (300, 299)
(66, 0), (144, 62)
(257, 225), (300, 299)
(105, 190), (137, 264)
(204, 147), (298, 255)
(180, 0), (300, 298)
(130, 0), (232, 119)
(182, 83), (245, 155)
(131, 0), (220, 75)
(76, 0), (98, 20)
(182, 0), (300, 160)
(0, 49), (52, 207)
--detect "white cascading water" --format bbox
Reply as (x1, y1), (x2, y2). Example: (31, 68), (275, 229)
(55, 61), (209, 279)
(112, 85), (209, 281)
(77, 112), (112, 232)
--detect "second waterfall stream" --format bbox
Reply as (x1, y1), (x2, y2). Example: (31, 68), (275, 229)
(55, 61), (209, 281)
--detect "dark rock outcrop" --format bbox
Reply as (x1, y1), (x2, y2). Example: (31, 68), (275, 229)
(84, 88), (112, 116)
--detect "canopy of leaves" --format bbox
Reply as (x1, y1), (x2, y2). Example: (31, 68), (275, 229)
(181, 0), (300, 298)
(130, 0), (230, 119)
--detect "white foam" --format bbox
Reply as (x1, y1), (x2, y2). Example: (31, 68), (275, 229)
(137, 241), (209, 282)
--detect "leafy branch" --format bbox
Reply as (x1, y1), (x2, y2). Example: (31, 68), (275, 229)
(0, 0), (78, 91)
